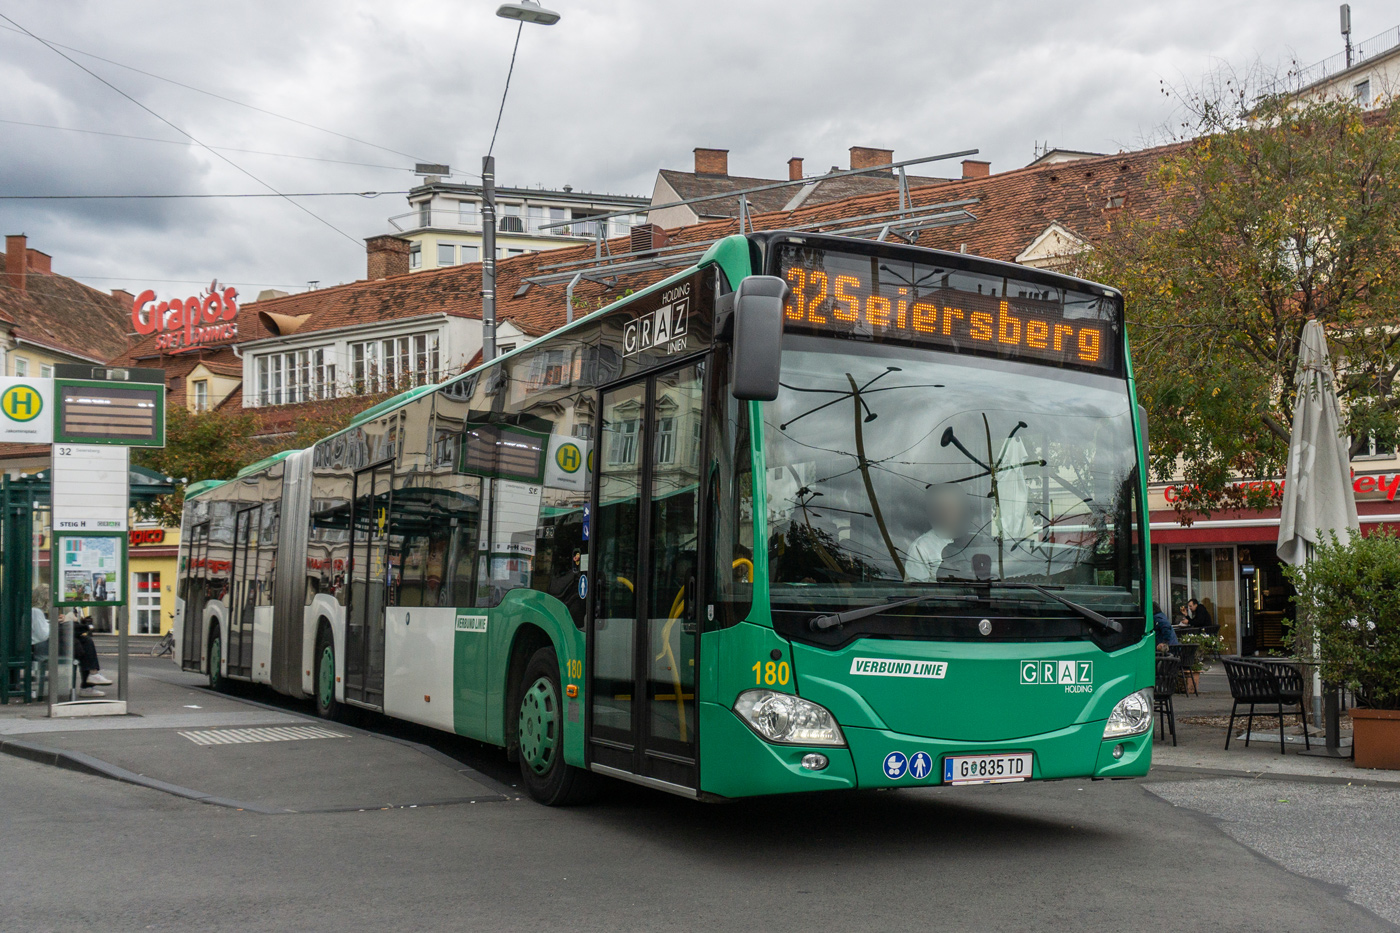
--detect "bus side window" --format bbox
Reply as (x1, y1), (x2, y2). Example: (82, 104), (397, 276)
(527, 389), (593, 628)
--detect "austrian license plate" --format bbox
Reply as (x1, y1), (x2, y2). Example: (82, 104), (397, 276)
(942, 752), (1033, 785)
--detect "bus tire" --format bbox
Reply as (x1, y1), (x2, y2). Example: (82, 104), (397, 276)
(207, 626), (224, 692)
(517, 647), (594, 806)
(314, 627), (343, 722)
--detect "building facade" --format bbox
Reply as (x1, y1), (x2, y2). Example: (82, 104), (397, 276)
(389, 178), (648, 273)
(1293, 22), (1400, 108)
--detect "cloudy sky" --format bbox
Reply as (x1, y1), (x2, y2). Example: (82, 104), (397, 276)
(0, 1), (1375, 302)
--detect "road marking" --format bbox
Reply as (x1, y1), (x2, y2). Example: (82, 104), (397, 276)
(178, 726), (348, 746)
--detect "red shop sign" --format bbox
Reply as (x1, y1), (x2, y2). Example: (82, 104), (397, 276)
(1164, 473), (1400, 503)
(129, 528), (166, 546)
(132, 281), (239, 351)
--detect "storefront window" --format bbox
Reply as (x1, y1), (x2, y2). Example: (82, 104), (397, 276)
(134, 571), (162, 634)
(1166, 546), (1238, 651)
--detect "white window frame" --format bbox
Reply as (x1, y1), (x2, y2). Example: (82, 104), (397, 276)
(13, 357), (27, 376)
(349, 332), (440, 393)
(193, 378), (209, 412)
(255, 348), (335, 406)
(133, 571), (162, 634)
(656, 415), (676, 465)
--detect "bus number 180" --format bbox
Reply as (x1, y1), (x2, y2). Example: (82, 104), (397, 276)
(753, 661), (791, 686)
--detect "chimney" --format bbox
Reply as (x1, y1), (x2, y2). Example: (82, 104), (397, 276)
(365, 234), (411, 279)
(693, 148), (729, 176)
(111, 288), (134, 308)
(788, 157), (804, 182)
(961, 159), (991, 179)
(25, 248), (51, 275)
(850, 147), (895, 175)
(5, 234), (26, 294)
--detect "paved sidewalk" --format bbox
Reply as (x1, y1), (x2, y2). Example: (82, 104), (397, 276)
(0, 657), (513, 813)
(1147, 666), (1400, 786)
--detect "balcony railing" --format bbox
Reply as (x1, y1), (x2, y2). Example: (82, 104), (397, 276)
(388, 208), (643, 239)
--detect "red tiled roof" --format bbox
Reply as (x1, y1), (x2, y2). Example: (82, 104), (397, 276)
(190, 357), (244, 378)
(116, 141), (1188, 414)
(0, 254), (133, 362)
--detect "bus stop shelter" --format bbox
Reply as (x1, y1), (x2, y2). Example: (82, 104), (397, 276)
(0, 466), (175, 704)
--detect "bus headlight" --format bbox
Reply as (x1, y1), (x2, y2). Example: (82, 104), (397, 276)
(1102, 688), (1154, 739)
(734, 690), (846, 746)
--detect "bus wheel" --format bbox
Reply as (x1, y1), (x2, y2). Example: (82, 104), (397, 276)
(315, 634), (341, 721)
(207, 628), (224, 692)
(517, 647), (594, 806)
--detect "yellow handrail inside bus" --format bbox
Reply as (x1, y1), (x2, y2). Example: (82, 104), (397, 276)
(653, 585), (689, 742)
(732, 557), (753, 583)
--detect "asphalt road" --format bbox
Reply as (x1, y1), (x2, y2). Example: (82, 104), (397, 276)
(4, 662), (1397, 933)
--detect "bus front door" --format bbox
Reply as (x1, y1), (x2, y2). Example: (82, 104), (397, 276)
(346, 463), (392, 707)
(588, 363), (704, 791)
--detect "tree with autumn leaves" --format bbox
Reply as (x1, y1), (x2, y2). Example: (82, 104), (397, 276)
(1086, 88), (1400, 514)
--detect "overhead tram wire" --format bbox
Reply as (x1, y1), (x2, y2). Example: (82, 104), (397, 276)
(0, 20), (456, 171)
(0, 12), (364, 247)
(0, 192), (408, 200)
(0, 120), (420, 173)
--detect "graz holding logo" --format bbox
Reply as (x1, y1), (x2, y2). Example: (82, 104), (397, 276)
(623, 282), (690, 358)
(1021, 659), (1094, 693)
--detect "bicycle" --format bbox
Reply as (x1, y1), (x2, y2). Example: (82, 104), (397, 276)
(151, 630), (176, 658)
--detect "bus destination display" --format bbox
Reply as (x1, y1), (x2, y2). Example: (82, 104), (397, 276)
(777, 247), (1117, 373)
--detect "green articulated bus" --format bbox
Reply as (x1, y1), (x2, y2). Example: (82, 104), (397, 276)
(174, 231), (1155, 804)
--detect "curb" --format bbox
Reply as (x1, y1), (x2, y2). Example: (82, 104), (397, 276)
(1148, 762), (1400, 789)
(0, 735), (290, 813)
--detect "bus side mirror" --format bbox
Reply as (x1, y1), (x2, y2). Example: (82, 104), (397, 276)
(730, 275), (788, 401)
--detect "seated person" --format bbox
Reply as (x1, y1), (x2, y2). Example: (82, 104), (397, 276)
(1153, 602), (1177, 645)
(904, 484), (972, 582)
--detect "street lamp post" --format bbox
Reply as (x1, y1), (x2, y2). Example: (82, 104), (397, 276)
(480, 0), (560, 363)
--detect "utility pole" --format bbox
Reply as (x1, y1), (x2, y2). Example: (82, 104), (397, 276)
(481, 155), (498, 363)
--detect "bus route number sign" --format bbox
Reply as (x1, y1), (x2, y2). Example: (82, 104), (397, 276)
(777, 247), (1116, 373)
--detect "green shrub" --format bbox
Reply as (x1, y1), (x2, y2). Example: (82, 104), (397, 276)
(1285, 529), (1400, 710)
(1179, 632), (1225, 667)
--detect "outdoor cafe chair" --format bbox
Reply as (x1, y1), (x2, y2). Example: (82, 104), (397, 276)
(1222, 657), (1311, 755)
(1168, 643), (1200, 696)
(1154, 655), (1180, 746)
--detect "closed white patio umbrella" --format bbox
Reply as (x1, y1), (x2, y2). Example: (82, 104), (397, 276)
(1278, 319), (1360, 735)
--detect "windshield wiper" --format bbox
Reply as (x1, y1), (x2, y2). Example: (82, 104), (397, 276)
(809, 593), (954, 632)
(995, 583), (1123, 634)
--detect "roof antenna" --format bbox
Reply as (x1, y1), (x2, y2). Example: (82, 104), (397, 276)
(1341, 4), (1353, 68)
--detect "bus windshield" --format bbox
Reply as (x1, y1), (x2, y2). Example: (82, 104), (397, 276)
(763, 336), (1143, 629)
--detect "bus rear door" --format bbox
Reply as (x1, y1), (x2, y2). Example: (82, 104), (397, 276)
(346, 462), (393, 707)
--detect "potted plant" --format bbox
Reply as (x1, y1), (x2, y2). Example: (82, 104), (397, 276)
(1286, 529), (1400, 770)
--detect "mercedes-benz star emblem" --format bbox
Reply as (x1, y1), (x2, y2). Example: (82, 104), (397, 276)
(978, 618), (992, 636)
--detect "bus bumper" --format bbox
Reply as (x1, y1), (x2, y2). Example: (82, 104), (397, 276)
(699, 702), (1150, 798)
(841, 720), (1152, 788)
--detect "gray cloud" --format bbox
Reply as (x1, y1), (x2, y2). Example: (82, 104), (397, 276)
(0, 0), (1367, 296)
